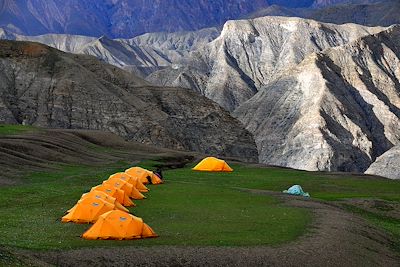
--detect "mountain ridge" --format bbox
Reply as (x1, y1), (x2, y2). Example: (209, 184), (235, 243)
(248, 0), (400, 27)
(147, 16), (385, 111)
(0, 0), (269, 38)
(234, 25), (400, 171)
(0, 27), (220, 78)
(0, 0), (390, 38)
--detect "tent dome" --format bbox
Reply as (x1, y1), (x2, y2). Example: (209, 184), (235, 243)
(109, 172), (149, 192)
(62, 197), (115, 224)
(125, 167), (163, 185)
(78, 190), (128, 213)
(104, 178), (146, 200)
(91, 184), (135, 207)
(192, 157), (233, 172)
(82, 210), (158, 240)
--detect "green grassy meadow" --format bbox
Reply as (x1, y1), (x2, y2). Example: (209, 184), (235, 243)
(152, 163), (400, 246)
(0, 162), (310, 250)
(0, 159), (399, 251)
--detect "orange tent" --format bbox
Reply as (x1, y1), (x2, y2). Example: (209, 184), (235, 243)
(103, 179), (146, 200)
(91, 184), (135, 207)
(82, 210), (158, 240)
(62, 197), (115, 224)
(125, 167), (163, 185)
(109, 172), (149, 192)
(78, 190), (128, 212)
(192, 157), (233, 172)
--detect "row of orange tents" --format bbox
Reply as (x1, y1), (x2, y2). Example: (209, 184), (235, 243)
(62, 166), (163, 240)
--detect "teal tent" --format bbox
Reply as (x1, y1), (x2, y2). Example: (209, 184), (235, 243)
(283, 185), (310, 197)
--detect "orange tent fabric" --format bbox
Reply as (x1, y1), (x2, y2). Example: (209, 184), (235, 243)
(192, 157), (233, 172)
(62, 197), (115, 224)
(148, 172), (163, 185)
(125, 167), (163, 185)
(103, 179), (146, 200)
(130, 176), (150, 192)
(82, 210), (158, 240)
(91, 184), (135, 207)
(109, 172), (149, 192)
(79, 190), (128, 212)
(125, 167), (151, 184)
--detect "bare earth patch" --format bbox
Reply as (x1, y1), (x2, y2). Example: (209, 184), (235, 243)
(340, 199), (400, 220)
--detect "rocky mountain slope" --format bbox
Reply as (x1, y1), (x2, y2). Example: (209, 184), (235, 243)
(311, 0), (381, 8)
(0, 27), (220, 78)
(249, 0), (400, 27)
(3, 2), (397, 83)
(0, 40), (258, 161)
(1, 14), (398, 174)
(234, 25), (400, 172)
(147, 17), (384, 111)
(365, 145), (400, 179)
(0, 0), (270, 38)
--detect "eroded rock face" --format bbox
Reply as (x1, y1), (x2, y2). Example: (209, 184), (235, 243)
(147, 17), (384, 111)
(234, 26), (400, 171)
(365, 145), (400, 179)
(0, 40), (258, 161)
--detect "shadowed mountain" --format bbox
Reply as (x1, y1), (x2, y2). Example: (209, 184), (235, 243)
(0, 40), (258, 161)
(0, 0), (390, 38)
(311, 0), (381, 8)
(249, 1), (400, 27)
(0, 0), (270, 38)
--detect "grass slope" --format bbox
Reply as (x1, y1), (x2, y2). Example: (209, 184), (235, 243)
(1, 157), (399, 251)
(0, 162), (310, 250)
(154, 163), (400, 246)
(165, 164), (400, 201)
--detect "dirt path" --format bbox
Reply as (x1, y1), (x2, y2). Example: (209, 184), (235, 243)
(25, 190), (399, 267)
